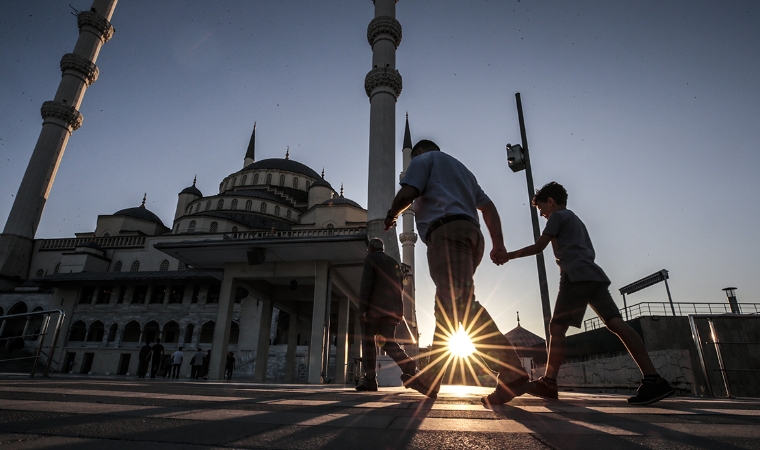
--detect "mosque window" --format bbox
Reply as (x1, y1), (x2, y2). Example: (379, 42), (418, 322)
(260, 202), (267, 213)
(178, 262), (187, 271)
(159, 259), (170, 271)
(274, 206), (280, 217)
(242, 174), (248, 185)
(103, 232), (110, 237)
(195, 203), (201, 213)
(205, 200), (211, 211)
(305, 180), (311, 190)
(131, 286), (147, 304)
(199, 321), (216, 343)
(266, 173), (272, 185)
(233, 177), (238, 186)
(130, 260), (140, 272)
(210, 222), (218, 233)
(253, 174), (259, 185)
(35, 269), (44, 277)
(113, 260), (122, 272)
(68, 321), (87, 342)
(245, 200), (252, 211)
(231, 199), (238, 210)
(286, 210), (292, 220)
(279, 175), (285, 186)
(231, 226), (238, 233)
(96, 287), (112, 304)
(326, 223), (335, 229)
(293, 177), (299, 189)
(79, 287), (95, 304)
(188, 220), (196, 233)
(217, 199), (224, 210)
(186, 205), (192, 214)
(54, 262), (61, 274)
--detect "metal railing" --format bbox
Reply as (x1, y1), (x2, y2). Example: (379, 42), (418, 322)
(0, 309), (65, 377)
(689, 314), (760, 398)
(584, 302), (760, 331)
(225, 228), (365, 240)
(39, 235), (146, 251)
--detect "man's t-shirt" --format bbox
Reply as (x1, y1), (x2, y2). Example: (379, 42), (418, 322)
(192, 350), (205, 366)
(400, 151), (490, 243)
(542, 209), (610, 283)
(171, 350), (184, 365)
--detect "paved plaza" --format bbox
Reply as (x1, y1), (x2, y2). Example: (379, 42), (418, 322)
(1, 376), (759, 449)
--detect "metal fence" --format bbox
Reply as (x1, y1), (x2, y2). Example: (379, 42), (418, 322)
(583, 302), (760, 331)
(0, 309), (65, 377)
(689, 314), (760, 398)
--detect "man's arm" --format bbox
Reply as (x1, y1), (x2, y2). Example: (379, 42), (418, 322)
(384, 185), (421, 231)
(506, 234), (552, 260)
(478, 201), (509, 265)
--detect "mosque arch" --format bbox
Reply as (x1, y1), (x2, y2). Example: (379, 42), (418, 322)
(143, 320), (160, 344)
(54, 262), (61, 274)
(266, 173), (272, 185)
(8, 302), (27, 315)
(260, 202), (267, 214)
(35, 269), (44, 277)
(305, 180), (311, 190)
(286, 210), (292, 220)
(130, 260), (140, 272)
(279, 174), (285, 186)
(209, 222), (218, 233)
(231, 226), (238, 233)
(253, 173), (259, 184)
(183, 324), (194, 344)
(242, 174), (248, 185)
(122, 320), (141, 343)
(293, 177), (299, 189)
(162, 321), (180, 344)
(188, 220), (196, 233)
(231, 199), (238, 210)
(87, 321), (105, 342)
(274, 206), (280, 217)
(159, 259), (170, 271)
(113, 260), (122, 272)
(229, 321), (240, 345)
(217, 199), (224, 210)
(199, 321), (215, 343)
(107, 323), (118, 343)
(245, 200), (252, 211)
(68, 320), (87, 342)
(205, 200), (211, 211)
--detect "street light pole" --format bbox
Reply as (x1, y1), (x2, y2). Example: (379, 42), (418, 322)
(513, 93), (553, 343)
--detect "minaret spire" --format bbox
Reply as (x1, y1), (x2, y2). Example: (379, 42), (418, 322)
(0, 0), (117, 290)
(399, 111), (419, 359)
(244, 122), (256, 167)
(365, 0), (403, 264)
(403, 112), (412, 151)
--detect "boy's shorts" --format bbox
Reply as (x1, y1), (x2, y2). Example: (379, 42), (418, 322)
(551, 280), (622, 328)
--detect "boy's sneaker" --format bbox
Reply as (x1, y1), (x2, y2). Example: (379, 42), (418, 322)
(525, 376), (559, 400)
(355, 377), (378, 392)
(400, 373), (438, 399)
(627, 377), (676, 405)
(481, 374), (529, 406)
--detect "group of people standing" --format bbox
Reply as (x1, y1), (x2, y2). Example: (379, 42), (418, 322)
(357, 138), (676, 407)
(138, 341), (236, 381)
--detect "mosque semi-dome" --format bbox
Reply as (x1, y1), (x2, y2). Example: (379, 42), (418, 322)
(321, 197), (362, 208)
(114, 205), (166, 227)
(180, 184), (202, 197)
(242, 158), (322, 180)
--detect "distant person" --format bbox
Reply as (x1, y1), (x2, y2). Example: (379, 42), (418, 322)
(191, 348), (205, 380)
(171, 347), (184, 379)
(150, 338), (164, 378)
(225, 351), (235, 381)
(505, 182), (676, 405)
(138, 341), (153, 378)
(202, 349), (211, 380)
(384, 139), (528, 404)
(355, 238), (417, 392)
(163, 354), (173, 378)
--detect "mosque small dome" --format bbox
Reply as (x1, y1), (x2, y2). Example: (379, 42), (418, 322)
(310, 178), (333, 189)
(114, 205), (166, 227)
(180, 185), (202, 197)
(243, 158), (322, 180)
(321, 197), (363, 208)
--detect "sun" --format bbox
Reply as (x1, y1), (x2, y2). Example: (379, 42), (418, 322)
(447, 326), (476, 358)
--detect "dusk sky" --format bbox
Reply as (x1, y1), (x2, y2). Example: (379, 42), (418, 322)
(1, 1), (758, 346)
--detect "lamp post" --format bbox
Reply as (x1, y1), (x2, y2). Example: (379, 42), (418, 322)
(506, 93), (552, 343)
(722, 287), (739, 314)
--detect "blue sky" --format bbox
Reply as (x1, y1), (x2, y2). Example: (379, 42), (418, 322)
(1, 1), (759, 345)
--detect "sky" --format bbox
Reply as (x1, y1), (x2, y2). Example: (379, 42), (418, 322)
(1, 1), (759, 346)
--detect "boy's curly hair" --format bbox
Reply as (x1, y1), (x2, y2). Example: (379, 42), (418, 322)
(532, 182), (568, 206)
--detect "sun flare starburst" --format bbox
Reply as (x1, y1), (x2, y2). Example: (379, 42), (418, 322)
(447, 326), (476, 358)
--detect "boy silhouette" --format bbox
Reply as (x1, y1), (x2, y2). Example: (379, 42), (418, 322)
(506, 182), (676, 405)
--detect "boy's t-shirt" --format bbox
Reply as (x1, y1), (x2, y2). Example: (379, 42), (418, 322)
(542, 209), (610, 283)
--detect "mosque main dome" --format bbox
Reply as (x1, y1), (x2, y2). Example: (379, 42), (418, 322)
(242, 158), (322, 180)
(114, 205), (166, 227)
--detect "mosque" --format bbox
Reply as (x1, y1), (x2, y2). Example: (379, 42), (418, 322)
(0, 0), (421, 384)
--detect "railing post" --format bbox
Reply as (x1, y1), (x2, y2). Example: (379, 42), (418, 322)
(708, 318), (733, 398)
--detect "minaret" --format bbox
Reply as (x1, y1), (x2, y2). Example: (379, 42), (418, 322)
(244, 122), (256, 167)
(365, 0), (402, 262)
(399, 113), (419, 356)
(0, 0), (117, 290)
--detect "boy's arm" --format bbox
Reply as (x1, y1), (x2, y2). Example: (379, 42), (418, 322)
(507, 233), (552, 260)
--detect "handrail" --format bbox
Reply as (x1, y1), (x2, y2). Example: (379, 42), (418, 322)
(39, 236), (146, 251)
(225, 228), (365, 240)
(583, 301), (760, 331)
(0, 309), (65, 377)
